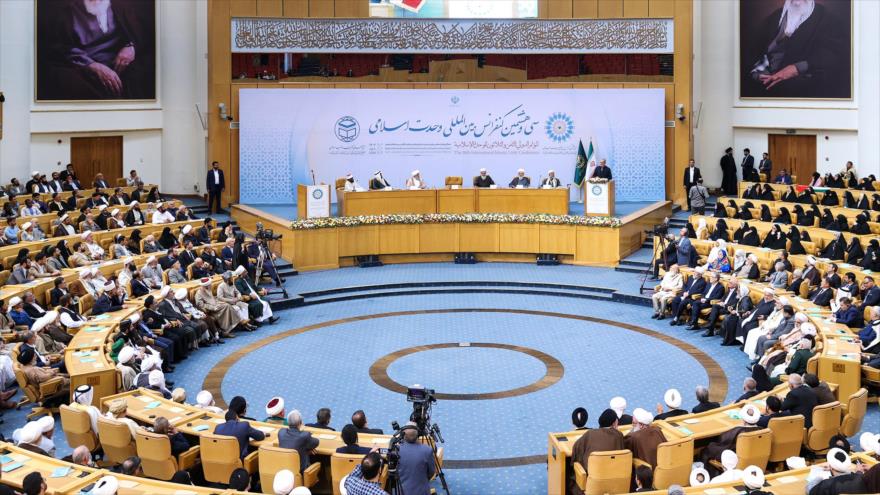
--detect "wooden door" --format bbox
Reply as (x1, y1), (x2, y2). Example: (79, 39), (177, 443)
(70, 136), (123, 186)
(768, 134), (816, 184)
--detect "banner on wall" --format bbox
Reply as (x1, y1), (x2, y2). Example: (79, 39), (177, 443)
(238, 88), (665, 205)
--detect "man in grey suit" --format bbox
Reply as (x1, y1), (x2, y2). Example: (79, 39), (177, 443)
(675, 228), (692, 267)
(397, 424), (435, 495)
(277, 410), (320, 472)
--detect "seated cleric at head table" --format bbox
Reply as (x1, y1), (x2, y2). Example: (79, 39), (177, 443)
(509, 168), (530, 188)
(542, 170), (563, 188)
(406, 170), (427, 190)
(473, 168), (495, 188)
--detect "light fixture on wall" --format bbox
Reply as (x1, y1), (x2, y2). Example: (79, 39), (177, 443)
(218, 102), (233, 121)
(675, 103), (686, 122)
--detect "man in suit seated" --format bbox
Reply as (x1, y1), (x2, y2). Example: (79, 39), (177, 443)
(349, 409), (383, 435)
(831, 297), (860, 328)
(756, 395), (789, 428)
(305, 407), (334, 431)
(857, 276), (880, 315)
(780, 373), (818, 427)
(692, 385), (720, 413)
(808, 278), (834, 307)
(542, 170), (562, 188)
(473, 168), (494, 188)
(92, 282), (125, 316)
(336, 424), (371, 455)
(774, 169), (793, 185)
(685, 271), (726, 330)
(700, 277), (740, 336)
(570, 409), (624, 491)
(214, 396), (265, 458)
(669, 267), (707, 326)
(61, 175), (81, 191)
(93, 173), (110, 189)
(277, 410), (320, 473)
(508, 168), (530, 188)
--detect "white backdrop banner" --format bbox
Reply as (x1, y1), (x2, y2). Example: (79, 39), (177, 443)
(238, 88), (665, 205)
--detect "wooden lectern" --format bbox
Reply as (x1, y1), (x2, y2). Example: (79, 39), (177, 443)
(584, 180), (615, 217)
(297, 184), (331, 219)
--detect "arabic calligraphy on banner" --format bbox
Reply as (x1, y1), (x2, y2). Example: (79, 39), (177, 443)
(237, 89), (666, 205)
(231, 17), (673, 54)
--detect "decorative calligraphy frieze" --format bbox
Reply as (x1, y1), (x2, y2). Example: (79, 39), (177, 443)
(231, 17), (673, 54)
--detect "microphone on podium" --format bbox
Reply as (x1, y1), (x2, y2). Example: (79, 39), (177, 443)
(310, 169), (316, 185)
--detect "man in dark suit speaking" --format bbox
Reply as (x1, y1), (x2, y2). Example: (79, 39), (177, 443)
(592, 159), (613, 180)
(206, 161), (225, 214)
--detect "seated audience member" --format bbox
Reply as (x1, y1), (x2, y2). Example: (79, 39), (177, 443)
(803, 373), (836, 405)
(306, 407), (334, 431)
(692, 385), (720, 413)
(710, 450), (743, 484)
(509, 168), (530, 188)
(228, 468), (251, 492)
(214, 396), (265, 458)
(699, 404), (761, 470)
(634, 465), (654, 492)
(831, 297), (860, 328)
(609, 396), (632, 426)
(105, 398), (140, 440)
(780, 373), (818, 427)
(473, 168), (495, 188)
(655, 389), (687, 420)
(571, 409), (624, 483)
(343, 173), (365, 192)
(406, 170), (427, 189)
(278, 410), (320, 473)
(344, 452), (385, 495)
(154, 416), (190, 457)
(337, 424), (371, 455)
(264, 397), (287, 425)
(571, 407), (588, 430)
(774, 169), (792, 184)
(350, 409), (384, 434)
(734, 377), (759, 402)
(369, 170), (392, 190)
(196, 390), (224, 414)
(805, 449), (871, 495)
(652, 266), (683, 320)
(625, 408), (666, 468)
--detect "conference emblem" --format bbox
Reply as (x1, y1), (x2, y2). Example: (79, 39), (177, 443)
(451, 96), (460, 105)
(545, 112), (574, 142)
(335, 116), (360, 142)
(591, 185), (602, 196)
(312, 188), (324, 200)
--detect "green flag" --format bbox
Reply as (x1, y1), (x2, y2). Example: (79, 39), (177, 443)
(574, 139), (593, 186)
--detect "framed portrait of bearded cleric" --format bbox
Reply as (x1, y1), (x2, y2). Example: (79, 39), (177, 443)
(35, 0), (156, 101)
(739, 0), (851, 99)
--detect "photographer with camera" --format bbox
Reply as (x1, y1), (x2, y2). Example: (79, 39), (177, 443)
(397, 423), (436, 495)
(343, 451), (386, 495)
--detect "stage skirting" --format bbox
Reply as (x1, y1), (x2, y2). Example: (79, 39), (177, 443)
(231, 202), (671, 271)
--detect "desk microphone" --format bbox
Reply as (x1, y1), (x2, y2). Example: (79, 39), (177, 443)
(310, 169), (316, 185)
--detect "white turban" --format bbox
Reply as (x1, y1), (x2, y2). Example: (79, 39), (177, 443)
(786, 456), (807, 469)
(273, 469), (295, 495)
(196, 390), (214, 407)
(175, 288), (188, 300)
(266, 397), (285, 417)
(199, 278), (212, 287)
(92, 475), (119, 495)
(411, 170), (419, 177)
(98, 205), (107, 211)
(32, 312), (57, 333)
(233, 265), (247, 277)
(609, 397), (626, 416)
(633, 408), (653, 425)
(19, 421), (43, 444)
(37, 415), (55, 433)
(664, 389), (682, 409)
(182, 224), (192, 234)
(160, 286), (172, 298)
(742, 465), (765, 490)
(21, 222), (31, 230)
(827, 448), (852, 473)
(741, 404), (761, 425)
(8, 296), (22, 307)
(118, 346), (135, 365)
(111, 209), (119, 216)
(859, 432), (880, 455)
(148, 369), (164, 387)
(721, 450), (738, 471)
(689, 466), (710, 486)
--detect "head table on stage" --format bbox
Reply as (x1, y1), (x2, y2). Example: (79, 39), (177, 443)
(338, 187), (571, 216)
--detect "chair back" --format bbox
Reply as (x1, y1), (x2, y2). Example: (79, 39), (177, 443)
(799, 281), (810, 298)
(335, 178), (346, 190)
(652, 437), (693, 489)
(79, 293), (95, 316)
(839, 388), (868, 437)
(806, 355), (819, 375)
(13, 363), (41, 405)
(804, 401), (842, 452)
(444, 176), (463, 187)
(767, 414), (805, 463)
(734, 428), (772, 470)
(199, 433), (244, 484)
(97, 416), (137, 464)
(0, 270), (9, 287)
(59, 405), (99, 452)
(585, 450), (632, 495)
(135, 429), (177, 480)
(258, 445), (301, 492)
(331, 454), (363, 495)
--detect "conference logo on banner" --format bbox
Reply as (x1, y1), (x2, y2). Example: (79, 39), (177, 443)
(238, 88), (665, 204)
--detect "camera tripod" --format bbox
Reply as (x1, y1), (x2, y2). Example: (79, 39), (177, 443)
(639, 225), (671, 294)
(254, 237), (289, 298)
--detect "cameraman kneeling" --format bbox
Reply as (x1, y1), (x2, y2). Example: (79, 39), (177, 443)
(398, 423), (435, 495)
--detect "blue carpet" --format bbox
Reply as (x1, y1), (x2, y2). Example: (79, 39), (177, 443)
(2, 261), (875, 495)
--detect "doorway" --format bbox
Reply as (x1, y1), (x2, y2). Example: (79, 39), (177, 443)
(70, 136), (123, 186)
(768, 134), (816, 184)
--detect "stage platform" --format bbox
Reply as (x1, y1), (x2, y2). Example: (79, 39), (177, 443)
(232, 200), (671, 271)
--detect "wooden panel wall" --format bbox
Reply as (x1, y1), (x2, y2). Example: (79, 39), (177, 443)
(208, 0), (692, 207)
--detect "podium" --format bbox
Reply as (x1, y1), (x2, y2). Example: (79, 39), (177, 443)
(584, 180), (615, 217)
(297, 184), (331, 219)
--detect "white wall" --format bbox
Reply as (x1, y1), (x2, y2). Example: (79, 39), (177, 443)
(0, 0), (207, 194)
(694, 0), (880, 188)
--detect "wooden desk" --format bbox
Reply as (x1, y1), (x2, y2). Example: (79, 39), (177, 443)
(341, 190), (437, 216)
(476, 188), (569, 215)
(0, 442), (101, 493)
(437, 188), (476, 213)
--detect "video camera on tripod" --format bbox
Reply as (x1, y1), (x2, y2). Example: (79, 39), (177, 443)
(255, 222), (282, 241)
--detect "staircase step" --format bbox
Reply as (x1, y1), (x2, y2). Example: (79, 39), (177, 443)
(302, 286), (616, 306)
(614, 265), (650, 274)
(619, 259), (651, 268)
(269, 295), (305, 310)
